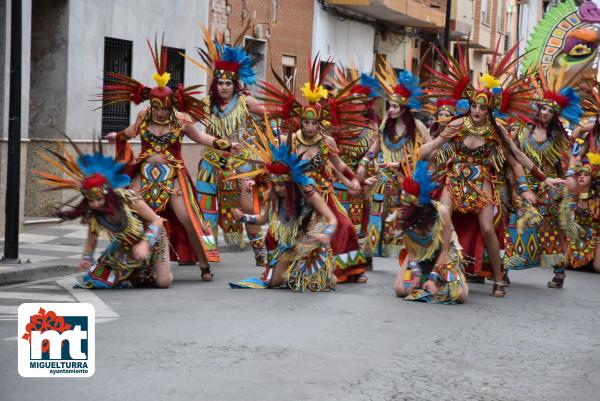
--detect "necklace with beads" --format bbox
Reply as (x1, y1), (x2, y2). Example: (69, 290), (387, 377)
(463, 116), (491, 136)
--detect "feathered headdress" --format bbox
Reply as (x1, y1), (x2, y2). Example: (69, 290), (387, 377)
(529, 64), (583, 126)
(184, 24), (259, 87)
(332, 64), (382, 99)
(424, 40), (536, 124)
(97, 35), (209, 123)
(33, 135), (131, 200)
(376, 59), (423, 111)
(225, 114), (313, 187)
(396, 142), (438, 206)
(257, 55), (370, 134)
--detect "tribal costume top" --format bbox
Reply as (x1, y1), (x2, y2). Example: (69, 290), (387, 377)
(435, 117), (507, 213)
(291, 132), (336, 194)
(518, 127), (569, 182)
(338, 127), (376, 171)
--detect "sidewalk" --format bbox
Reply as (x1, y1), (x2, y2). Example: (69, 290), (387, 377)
(0, 222), (249, 286)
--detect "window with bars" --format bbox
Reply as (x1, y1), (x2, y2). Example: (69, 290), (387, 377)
(164, 46), (185, 93)
(102, 37), (133, 136)
(282, 55), (296, 91)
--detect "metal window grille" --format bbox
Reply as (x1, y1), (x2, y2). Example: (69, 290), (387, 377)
(101, 37), (133, 136)
(164, 46), (185, 93)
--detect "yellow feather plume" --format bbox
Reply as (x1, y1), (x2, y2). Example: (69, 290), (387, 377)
(300, 82), (328, 103)
(479, 73), (501, 89)
(152, 72), (171, 88)
(586, 152), (600, 165)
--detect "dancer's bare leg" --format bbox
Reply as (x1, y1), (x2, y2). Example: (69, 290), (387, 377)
(154, 237), (173, 288)
(169, 187), (211, 280)
(268, 254), (291, 288)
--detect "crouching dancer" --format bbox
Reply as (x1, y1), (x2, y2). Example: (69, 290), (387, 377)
(228, 120), (338, 292)
(34, 137), (172, 288)
(392, 160), (469, 304)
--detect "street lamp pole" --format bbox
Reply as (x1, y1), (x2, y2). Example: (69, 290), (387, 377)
(3, 0), (23, 262)
(443, 0), (452, 50)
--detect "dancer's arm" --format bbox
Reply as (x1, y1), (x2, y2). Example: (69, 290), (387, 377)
(78, 228), (98, 271)
(572, 121), (594, 140)
(507, 155), (538, 205)
(105, 110), (145, 143)
(182, 120), (242, 153)
(356, 135), (381, 180)
(305, 190), (337, 245)
(246, 95), (266, 115)
(419, 117), (461, 160)
(329, 161), (356, 189)
(233, 204), (269, 226)
(325, 136), (361, 191)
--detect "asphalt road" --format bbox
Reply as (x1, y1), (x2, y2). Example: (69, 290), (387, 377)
(1, 252), (599, 401)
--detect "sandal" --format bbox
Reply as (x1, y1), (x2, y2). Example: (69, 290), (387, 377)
(547, 272), (565, 289)
(355, 274), (368, 284)
(200, 266), (214, 282)
(492, 282), (505, 297)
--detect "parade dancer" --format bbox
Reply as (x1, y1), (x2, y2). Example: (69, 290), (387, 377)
(392, 157), (469, 304)
(427, 98), (469, 139)
(259, 57), (371, 282)
(186, 26), (267, 267)
(228, 119), (338, 291)
(102, 38), (228, 281)
(330, 69), (382, 236)
(561, 157), (600, 275)
(34, 137), (172, 289)
(420, 43), (540, 297)
(356, 61), (431, 257)
(502, 68), (582, 287)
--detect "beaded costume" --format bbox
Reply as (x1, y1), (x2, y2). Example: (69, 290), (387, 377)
(102, 38), (219, 264)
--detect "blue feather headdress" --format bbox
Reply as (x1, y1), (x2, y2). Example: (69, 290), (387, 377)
(225, 114), (315, 187)
(216, 44), (257, 86)
(532, 66), (583, 127)
(33, 135), (131, 197)
(376, 58), (423, 112)
(401, 160), (438, 206)
(77, 153), (132, 190)
(349, 73), (383, 99)
(267, 142), (314, 186)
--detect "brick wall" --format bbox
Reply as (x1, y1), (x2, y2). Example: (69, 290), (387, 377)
(210, 0), (313, 97)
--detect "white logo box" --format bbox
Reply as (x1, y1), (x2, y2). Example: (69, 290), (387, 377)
(18, 303), (95, 378)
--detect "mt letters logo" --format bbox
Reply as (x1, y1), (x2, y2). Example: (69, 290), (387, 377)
(18, 303), (95, 377)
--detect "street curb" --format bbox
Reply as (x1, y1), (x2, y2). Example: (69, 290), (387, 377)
(0, 247), (252, 286)
(0, 264), (74, 286)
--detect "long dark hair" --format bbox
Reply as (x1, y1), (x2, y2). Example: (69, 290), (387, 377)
(400, 203), (438, 232)
(209, 78), (244, 108)
(56, 190), (123, 221)
(384, 105), (416, 142)
(531, 113), (568, 143)
(269, 182), (305, 222)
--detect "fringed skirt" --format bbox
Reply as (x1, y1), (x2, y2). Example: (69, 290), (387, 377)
(82, 229), (168, 289)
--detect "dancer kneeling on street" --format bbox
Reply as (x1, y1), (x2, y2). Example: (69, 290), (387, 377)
(228, 120), (337, 292)
(392, 158), (469, 304)
(34, 137), (172, 289)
